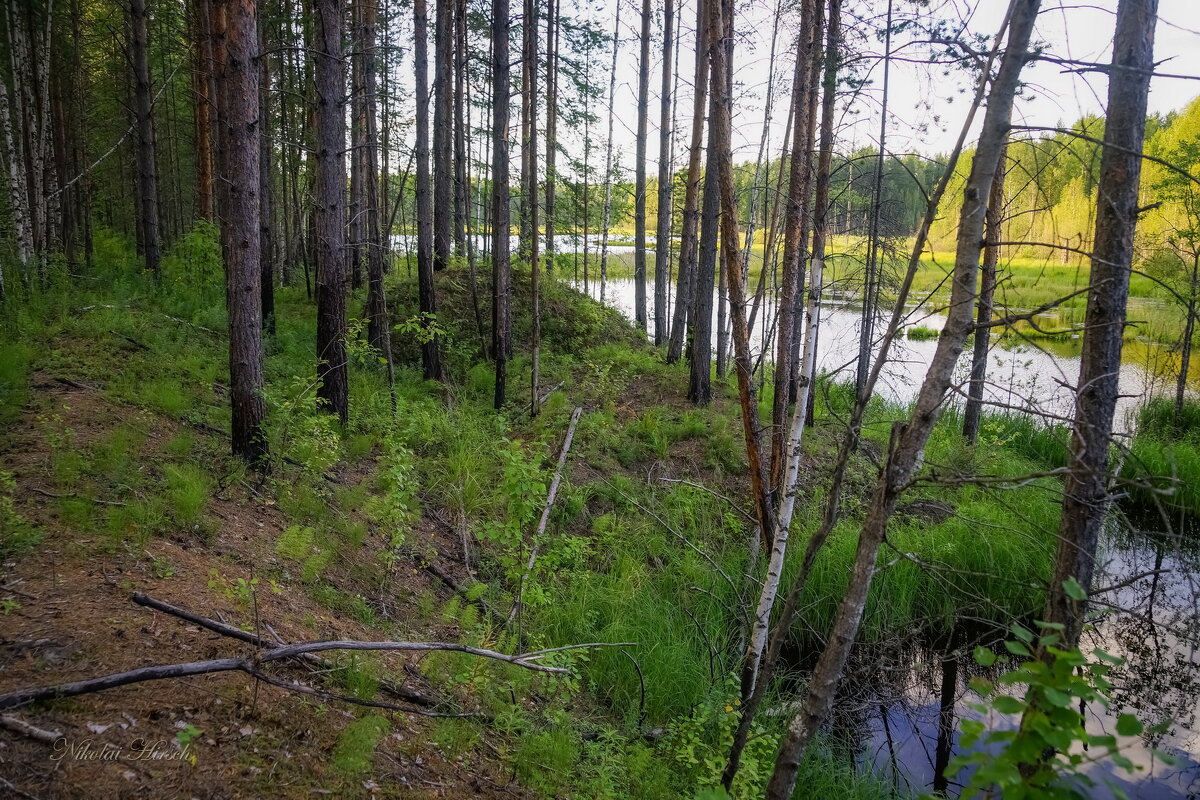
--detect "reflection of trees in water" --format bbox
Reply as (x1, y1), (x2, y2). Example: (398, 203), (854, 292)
(1092, 533), (1200, 754)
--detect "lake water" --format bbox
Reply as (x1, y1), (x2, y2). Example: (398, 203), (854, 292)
(580, 275), (1200, 798)
(577, 277), (1181, 434)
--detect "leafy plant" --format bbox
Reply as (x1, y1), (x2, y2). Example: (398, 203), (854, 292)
(950, 615), (1168, 799)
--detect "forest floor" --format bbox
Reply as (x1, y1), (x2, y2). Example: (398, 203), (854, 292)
(0, 229), (1092, 799)
(0, 237), (774, 798)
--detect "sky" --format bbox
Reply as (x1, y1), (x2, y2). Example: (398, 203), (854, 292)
(592, 0), (1200, 175)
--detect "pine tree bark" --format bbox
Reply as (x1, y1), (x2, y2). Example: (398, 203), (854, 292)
(632, 0), (651, 331)
(522, 0), (541, 415)
(597, 0), (621, 305)
(433, 0), (453, 272)
(665, 0), (708, 364)
(258, 10), (275, 335)
(194, 0), (215, 222)
(130, 0), (161, 275)
(653, 0), (674, 346)
(313, 0), (350, 424)
(688, 0), (718, 407)
(764, 3), (1041, 794)
(214, 0), (267, 466)
(361, 0), (392, 374)
(491, 0), (511, 409)
(415, 0), (444, 380)
(543, 0), (559, 278)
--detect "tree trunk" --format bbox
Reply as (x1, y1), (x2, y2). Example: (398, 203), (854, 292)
(258, 9), (275, 335)
(667, 0), (700, 364)
(855, 0), (894, 398)
(214, 0), (267, 466)
(963, 145), (1008, 444)
(415, 0), (443, 381)
(1175, 259), (1197, 416)
(130, 0), (161, 276)
(1039, 0), (1157, 652)
(597, 0), (621, 306)
(491, 0), (511, 409)
(362, 0), (392, 378)
(433, 0), (453, 272)
(653, 0), (674, 345)
(543, 0), (559, 278)
(765, 3), (1041, 794)
(195, 0), (215, 222)
(688, 0), (718, 407)
(633, 0), (651, 332)
(522, 0), (540, 414)
(313, 0), (349, 424)
(768, 0), (819, 489)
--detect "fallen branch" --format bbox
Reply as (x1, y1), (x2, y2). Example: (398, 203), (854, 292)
(0, 714), (62, 743)
(508, 407), (583, 628)
(530, 381), (565, 413)
(133, 593), (439, 708)
(1, 610), (631, 711)
(28, 487), (126, 507)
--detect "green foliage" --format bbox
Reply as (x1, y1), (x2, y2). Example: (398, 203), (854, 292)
(363, 434), (419, 561)
(0, 342), (32, 425)
(264, 375), (342, 475)
(950, 624), (1164, 799)
(331, 714), (390, 774)
(162, 462), (212, 526)
(0, 470), (39, 556)
(906, 325), (939, 340)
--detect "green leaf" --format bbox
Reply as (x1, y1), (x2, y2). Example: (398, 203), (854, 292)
(992, 695), (1026, 714)
(968, 677), (994, 695)
(1063, 577), (1088, 601)
(1116, 713), (1144, 737)
(973, 645), (997, 667)
(1004, 639), (1032, 657)
(1043, 687), (1074, 708)
(1011, 624), (1034, 643)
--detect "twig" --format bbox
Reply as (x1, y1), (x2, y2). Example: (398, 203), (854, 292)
(0, 714), (62, 744)
(132, 593), (440, 708)
(508, 407), (584, 628)
(0, 775), (41, 800)
(28, 487), (126, 507)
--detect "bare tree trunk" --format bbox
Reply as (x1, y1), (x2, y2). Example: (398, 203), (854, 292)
(491, 0), (511, 409)
(433, 0), (452, 272)
(543, 0), (559, 278)
(665, 1), (708, 364)
(362, 0), (393, 381)
(768, 0), (819, 489)
(194, 0), (215, 222)
(214, 0), (267, 466)
(652, 0), (674, 345)
(415, 0), (443, 380)
(313, 0), (349, 425)
(963, 145), (1008, 444)
(258, 9), (275, 335)
(855, 0), (894, 398)
(130, 0), (160, 276)
(688, 0), (717, 407)
(709, 0), (778, 643)
(1175, 258), (1198, 416)
(522, 0), (540, 414)
(632, 0), (650, 331)
(597, 0), (621, 306)
(1039, 0), (1157, 652)
(764, 4), (1040, 795)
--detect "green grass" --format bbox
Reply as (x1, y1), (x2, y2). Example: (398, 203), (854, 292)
(331, 714), (390, 774)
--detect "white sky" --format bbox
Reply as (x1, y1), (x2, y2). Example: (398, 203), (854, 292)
(591, 0), (1200, 175)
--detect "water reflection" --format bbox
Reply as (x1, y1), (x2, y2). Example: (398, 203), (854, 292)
(578, 277), (1178, 432)
(863, 529), (1200, 798)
